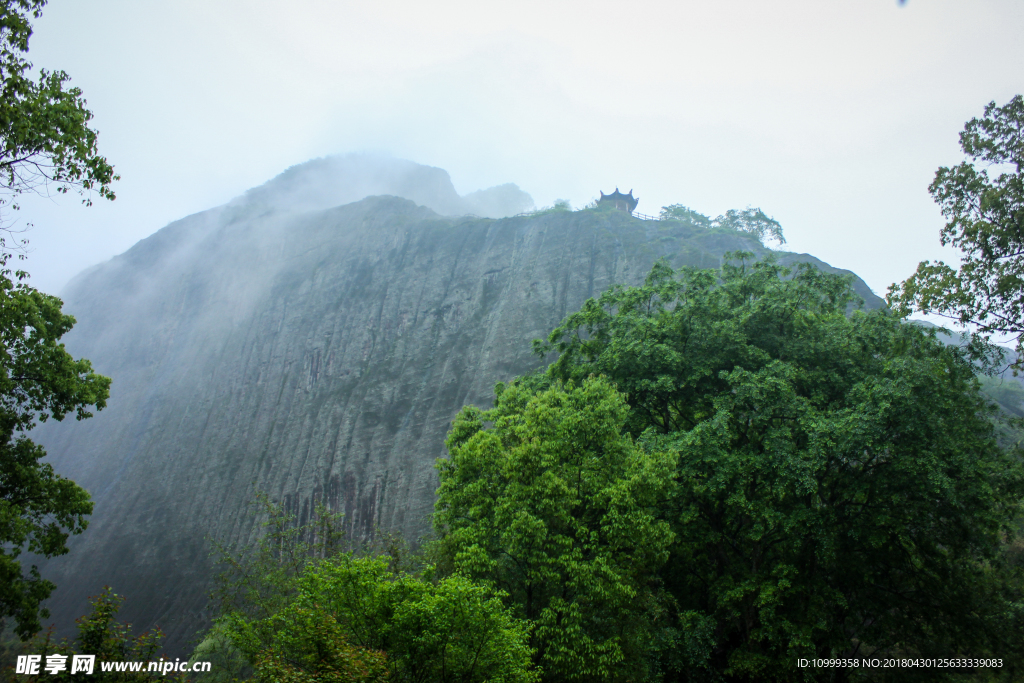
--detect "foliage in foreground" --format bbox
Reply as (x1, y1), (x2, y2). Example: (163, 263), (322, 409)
(435, 254), (1024, 682)
(204, 495), (537, 683)
(0, 259), (110, 638)
(437, 377), (675, 681)
(0, 0), (117, 643)
(1, 587), (184, 683)
(0, 0), (118, 236)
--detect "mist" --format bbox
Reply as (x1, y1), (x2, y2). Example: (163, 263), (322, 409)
(7, 0), (1020, 300)
(236, 154), (533, 218)
(61, 153), (534, 365)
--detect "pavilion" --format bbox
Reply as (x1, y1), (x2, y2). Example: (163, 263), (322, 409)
(597, 188), (638, 213)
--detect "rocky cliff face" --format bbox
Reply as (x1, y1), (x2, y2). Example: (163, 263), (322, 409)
(35, 159), (883, 653)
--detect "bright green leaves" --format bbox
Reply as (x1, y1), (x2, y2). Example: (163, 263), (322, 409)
(251, 605), (389, 683)
(220, 556), (536, 683)
(0, 0), (117, 231)
(536, 255), (858, 439)
(889, 95), (1024, 367)
(0, 273), (108, 639)
(0, 1), (116, 636)
(209, 497), (537, 683)
(454, 255), (1024, 680)
(0, 272), (110, 432)
(669, 322), (1017, 676)
(436, 377), (676, 682)
(12, 587), (187, 682)
(0, 1), (115, 640)
(299, 558), (536, 683)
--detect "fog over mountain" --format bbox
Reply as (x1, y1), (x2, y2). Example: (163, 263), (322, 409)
(236, 154), (534, 218)
(35, 156), (881, 654)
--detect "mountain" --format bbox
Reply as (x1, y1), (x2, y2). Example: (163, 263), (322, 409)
(237, 154), (534, 218)
(34, 157), (884, 654)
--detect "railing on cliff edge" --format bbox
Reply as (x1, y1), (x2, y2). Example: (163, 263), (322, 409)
(631, 211), (660, 221)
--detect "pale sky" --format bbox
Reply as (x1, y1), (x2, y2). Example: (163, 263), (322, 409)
(15, 0), (1024, 300)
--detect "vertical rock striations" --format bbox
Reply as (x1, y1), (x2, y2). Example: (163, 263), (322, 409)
(35, 166), (882, 654)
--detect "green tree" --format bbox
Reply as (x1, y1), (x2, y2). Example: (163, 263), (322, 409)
(297, 558), (536, 683)
(712, 208), (785, 246)
(209, 492), (348, 630)
(658, 205), (712, 228)
(658, 205), (785, 246)
(0, 0), (117, 239)
(435, 377), (676, 682)
(233, 601), (389, 683)
(0, 267), (110, 638)
(3, 587), (186, 683)
(207, 494), (537, 683)
(533, 255), (1024, 681)
(0, 0), (117, 640)
(199, 492), (351, 682)
(888, 95), (1024, 366)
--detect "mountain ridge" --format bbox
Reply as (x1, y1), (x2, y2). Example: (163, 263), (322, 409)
(35, 160), (884, 654)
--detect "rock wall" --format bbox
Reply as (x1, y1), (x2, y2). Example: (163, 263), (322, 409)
(35, 186), (882, 654)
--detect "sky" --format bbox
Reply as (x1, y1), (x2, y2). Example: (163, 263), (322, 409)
(13, 0), (1024, 301)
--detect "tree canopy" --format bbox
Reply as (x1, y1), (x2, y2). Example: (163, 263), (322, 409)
(438, 254), (1024, 682)
(658, 205), (785, 246)
(0, 267), (110, 638)
(0, 0), (117, 239)
(888, 95), (1024, 366)
(9, 587), (188, 683)
(436, 377), (676, 681)
(0, 0), (114, 639)
(206, 494), (538, 683)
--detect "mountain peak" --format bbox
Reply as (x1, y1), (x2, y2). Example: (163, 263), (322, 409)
(238, 153), (533, 218)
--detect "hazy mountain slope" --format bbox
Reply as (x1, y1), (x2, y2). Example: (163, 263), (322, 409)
(237, 153), (534, 217)
(35, 176), (883, 655)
